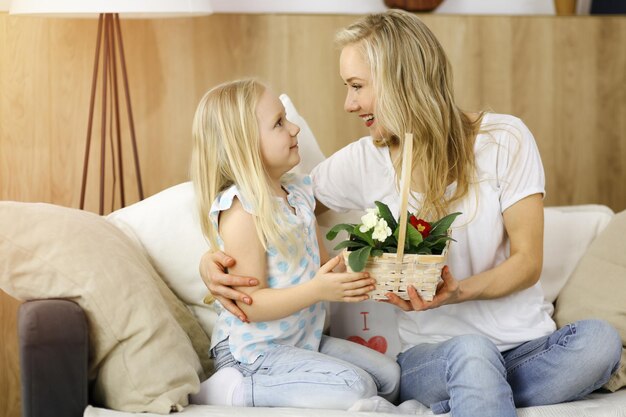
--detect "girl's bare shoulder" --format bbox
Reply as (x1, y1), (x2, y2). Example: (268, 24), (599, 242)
(219, 198), (256, 242)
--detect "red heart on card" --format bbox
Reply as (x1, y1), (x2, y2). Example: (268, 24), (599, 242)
(347, 335), (388, 354)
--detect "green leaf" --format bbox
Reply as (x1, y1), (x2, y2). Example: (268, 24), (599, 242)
(333, 240), (366, 251)
(421, 235), (449, 247)
(429, 212), (461, 237)
(393, 227), (403, 248)
(374, 201), (397, 231)
(371, 249), (384, 258)
(393, 223), (422, 250)
(348, 246), (372, 272)
(432, 237), (456, 254)
(325, 223), (355, 241)
(423, 234), (457, 254)
(405, 223), (423, 248)
(351, 225), (375, 247)
(430, 243), (447, 254)
(350, 236), (371, 246)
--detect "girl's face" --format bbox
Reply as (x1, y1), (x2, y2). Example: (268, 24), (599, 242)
(340, 44), (383, 139)
(256, 89), (301, 180)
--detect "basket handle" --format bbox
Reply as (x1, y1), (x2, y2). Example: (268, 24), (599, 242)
(395, 133), (413, 265)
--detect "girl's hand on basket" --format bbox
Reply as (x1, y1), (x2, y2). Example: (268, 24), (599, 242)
(313, 256), (375, 302)
(383, 266), (462, 312)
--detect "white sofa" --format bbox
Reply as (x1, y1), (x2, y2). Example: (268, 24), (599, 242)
(99, 189), (626, 417)
(4, 196), (625, 417)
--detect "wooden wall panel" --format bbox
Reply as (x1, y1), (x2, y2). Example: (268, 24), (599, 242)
(1, 13), (625, 417)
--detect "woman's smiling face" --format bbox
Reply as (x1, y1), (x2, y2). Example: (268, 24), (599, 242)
(340, 44), (384, 140)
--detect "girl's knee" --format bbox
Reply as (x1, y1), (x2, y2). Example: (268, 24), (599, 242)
(381, 361), (401, 402)
(386, 360), (401, 382)
(351, 369), (378, 399)
(360, 378), (379, 399)
(393, 361), (401, 381)
(336, 366), (377, 401)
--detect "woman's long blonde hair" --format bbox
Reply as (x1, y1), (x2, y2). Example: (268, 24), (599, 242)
(191, 79), (299, 259)
(336, 9), (483, 219)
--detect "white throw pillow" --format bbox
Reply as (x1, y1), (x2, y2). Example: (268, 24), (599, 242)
(540, 205), (613, 303)
(106, 182), (215, 333)
(106, 94), (326, 337)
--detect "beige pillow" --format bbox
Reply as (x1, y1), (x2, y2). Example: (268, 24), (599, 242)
(554, 209), (626, 391)
(0, 202), (208, 413)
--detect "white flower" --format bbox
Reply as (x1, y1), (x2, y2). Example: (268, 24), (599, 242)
(359, 208), (380, 233)
(372, 218), (392, 242)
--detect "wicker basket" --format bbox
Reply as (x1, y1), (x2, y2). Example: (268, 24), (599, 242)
(343, 133), (449, 302)
(343, 242), (448, 301)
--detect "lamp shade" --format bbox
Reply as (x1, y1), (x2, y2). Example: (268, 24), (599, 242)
(434, 0), (555, 15)
(210, 0), (387, 14)
(10, 0), (213, 17)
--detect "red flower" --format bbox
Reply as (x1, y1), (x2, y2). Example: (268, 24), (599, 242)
(409, 215), (431, 238)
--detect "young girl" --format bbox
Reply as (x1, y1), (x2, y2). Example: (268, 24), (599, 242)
(189, 79), (400, 410)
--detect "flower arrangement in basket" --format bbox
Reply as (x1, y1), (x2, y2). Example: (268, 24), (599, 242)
(325, 133), (461, 301)
(326, 203), (460, 301)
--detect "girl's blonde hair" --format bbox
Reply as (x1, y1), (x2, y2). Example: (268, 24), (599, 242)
(191, 79), (300, 259)
(336, 9), (483, 219)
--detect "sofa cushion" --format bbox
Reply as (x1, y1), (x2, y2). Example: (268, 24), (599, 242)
(540, 205), (613, 303)
(106, 182), (215, 339)
(0, 202), (207, 413)
(106, 94), (326, 339)
(554, 209), (626, 391)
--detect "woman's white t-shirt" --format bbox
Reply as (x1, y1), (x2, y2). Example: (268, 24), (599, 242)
(311, 113), (556, 352)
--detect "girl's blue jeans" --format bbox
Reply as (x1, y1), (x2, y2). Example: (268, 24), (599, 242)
(397, 319), (621, 417)
(213, 335), (400, 409)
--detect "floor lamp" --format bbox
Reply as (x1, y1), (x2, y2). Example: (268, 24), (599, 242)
(9, 0), (213, 214)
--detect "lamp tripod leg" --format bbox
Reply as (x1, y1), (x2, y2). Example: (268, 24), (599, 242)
(115, 14), (144, 201)
(109, 16), (125, 208)
(79, 14), (104, 210)
(98, 14), (111, 216)
(79, 13), (143, 213)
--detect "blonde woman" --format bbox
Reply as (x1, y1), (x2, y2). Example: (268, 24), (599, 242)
(201, 12), (621, 416)
(190, 79), (400, 409)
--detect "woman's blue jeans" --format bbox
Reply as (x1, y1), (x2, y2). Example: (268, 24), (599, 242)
(397, 319), (621, 417)
(213, 335), (400, 409)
